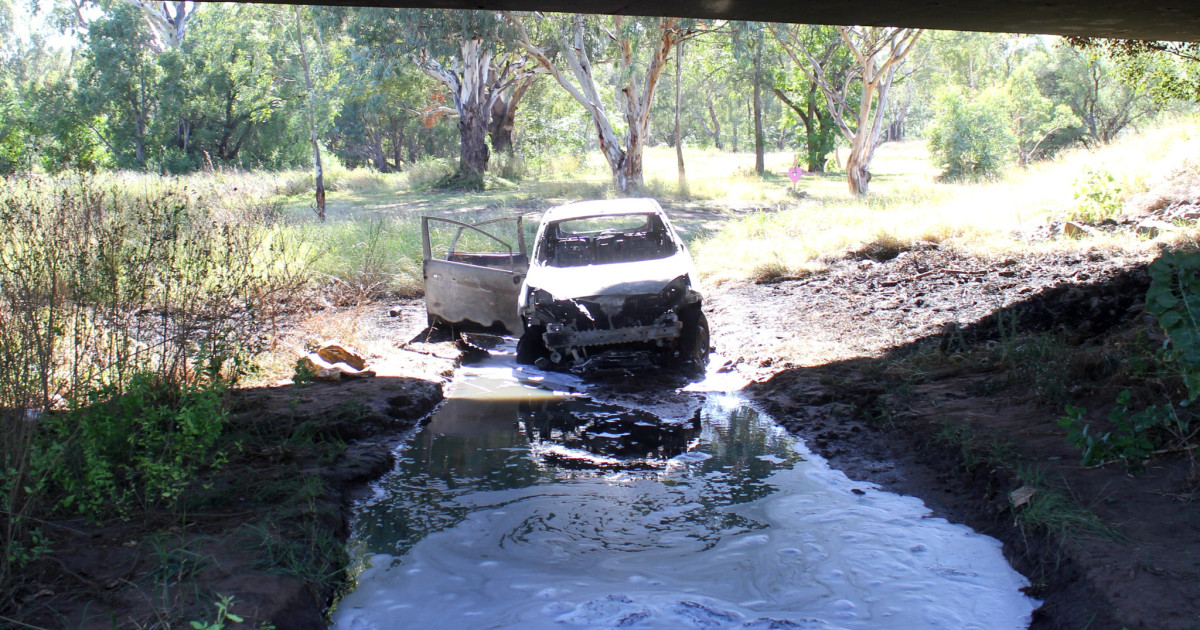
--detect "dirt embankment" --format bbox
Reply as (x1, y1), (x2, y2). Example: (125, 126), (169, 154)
(15, 305), (450, 630)
(708, 246), (1200, 630)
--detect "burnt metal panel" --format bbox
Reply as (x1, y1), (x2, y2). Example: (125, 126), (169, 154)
(422, 216), (529, 336)
(424, 258), (526, 334)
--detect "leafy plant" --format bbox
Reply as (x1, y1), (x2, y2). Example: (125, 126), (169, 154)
(1058, 393), (1175, 471)
(191, 594), (244, 630)
(1059, 249), (1200, 473)
(1070, 168), (1124, 222)
(1146, 249), (1200, 399)
(45, 374), (231, 517)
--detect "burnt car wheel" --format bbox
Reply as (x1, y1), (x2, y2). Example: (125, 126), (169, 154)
(517, 324), (549, 365)
(679, 308), (710, 366)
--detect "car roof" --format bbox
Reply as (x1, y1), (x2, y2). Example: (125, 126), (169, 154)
(541, 198), (664, 223)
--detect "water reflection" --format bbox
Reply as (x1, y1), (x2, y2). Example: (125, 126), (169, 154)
(335, 392), (1035, 630)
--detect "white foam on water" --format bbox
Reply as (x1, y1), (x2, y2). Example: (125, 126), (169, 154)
(332, 394), (1036, 630)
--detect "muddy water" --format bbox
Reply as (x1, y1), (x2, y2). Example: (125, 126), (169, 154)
(332, 362), (1036, 629)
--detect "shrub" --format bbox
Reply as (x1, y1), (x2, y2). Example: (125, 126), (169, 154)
(926, 86), (1015, 180)
(1070, 168), (1124, 222)
(1059, 249), (1200, 473)
(46, 374), (230, 516)
(404, 157), (456, 190)
(0, 175), (311, 603)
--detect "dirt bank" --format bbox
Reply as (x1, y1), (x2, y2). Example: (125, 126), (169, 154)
(13, 305), (451, 629)
(708, 246), (1200, 630)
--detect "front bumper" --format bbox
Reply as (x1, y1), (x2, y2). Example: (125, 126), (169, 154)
(543, 315), (682, 351)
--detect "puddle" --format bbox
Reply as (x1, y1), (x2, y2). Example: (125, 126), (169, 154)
(332, 362), (1036, 629)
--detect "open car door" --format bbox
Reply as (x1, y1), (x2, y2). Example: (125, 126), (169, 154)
(422, 216), (529, 336)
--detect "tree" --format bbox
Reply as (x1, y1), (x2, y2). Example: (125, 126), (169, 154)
(1004, 65), (1078, 165)
(774, 24), (922, 195)
(926, 86), (1014, 179)
(292, 5), (327, 220)
(509, 12), (696, 193)
(327, 59), (436, 171)
(344, 9), (536, 190)
(488, 73), (536, 155)
(770, 25), (845, 172)
(1068, 37), (1200, 104)
(1045, 45), (1152, 147)
(77, 2), (162, 167)
(674, 38), (685, 191)
(123, 0), (192, 51)
(729, 22), (769, 175)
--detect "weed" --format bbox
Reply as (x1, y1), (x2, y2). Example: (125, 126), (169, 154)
(292, 359), (318, 387)
(1070, 168), (1124, 223)
(1013, 466), (1122, 541)
(932, 420), (1017, 473)
(47, 374), (231, 517)
(1060, 393), (1193, 473)
(242, 518), (348, 601)
(190, 594), (243, 630)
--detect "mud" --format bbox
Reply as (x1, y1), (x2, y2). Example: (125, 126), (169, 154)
(711, 247), (1200, 630)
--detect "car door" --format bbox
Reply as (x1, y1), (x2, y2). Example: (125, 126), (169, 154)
(422, 216), (529, 335)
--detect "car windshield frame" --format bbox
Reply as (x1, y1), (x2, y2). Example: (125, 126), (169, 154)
(535, 212), (678, 269)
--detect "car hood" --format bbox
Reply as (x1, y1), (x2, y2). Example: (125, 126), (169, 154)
(525, 254), (696, 300)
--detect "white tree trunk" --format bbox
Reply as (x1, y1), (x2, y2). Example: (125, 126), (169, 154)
(509, 13), (684, 194)
(774, 25), (922, 196)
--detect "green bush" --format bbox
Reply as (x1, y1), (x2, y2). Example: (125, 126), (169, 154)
(926, 86), (1015, 180)
(1059, 249), (1200, 472)
(0, 175), (311, 602)
(46, 374), (230, 517)
(1070, 168), (1124, 223)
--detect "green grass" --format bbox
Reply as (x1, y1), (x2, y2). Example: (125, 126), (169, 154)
(929, 417), (1121, 542)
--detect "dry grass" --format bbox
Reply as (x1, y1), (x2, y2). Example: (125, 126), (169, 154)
(692, 115), (1200, 286)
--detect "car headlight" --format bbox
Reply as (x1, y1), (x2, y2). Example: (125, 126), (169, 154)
(660, 275), (691, 302)
(532, 288), (554, 306)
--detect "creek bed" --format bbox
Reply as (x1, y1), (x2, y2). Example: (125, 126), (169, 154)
(331, 358), (1036, 629)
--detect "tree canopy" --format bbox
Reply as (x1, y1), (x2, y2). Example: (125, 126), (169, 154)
(0, 3), (1189, 188)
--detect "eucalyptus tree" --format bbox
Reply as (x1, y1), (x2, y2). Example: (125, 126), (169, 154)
(123, 0), (191, 50)
(1044, 45), (1153, 147)
(77, 2), (162, 167)
(509, 12), (699, 192)
(724, 22), (772, 174)
(344, 9), (537, 189)
(769, 25), (844, 172)
(774, 24), (922, 195)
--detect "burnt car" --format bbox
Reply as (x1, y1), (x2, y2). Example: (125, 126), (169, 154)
(516, 199), (708, 372)
(421, 198), (708, 373)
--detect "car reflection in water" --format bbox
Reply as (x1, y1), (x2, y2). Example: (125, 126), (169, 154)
(519, 398), (701, 470)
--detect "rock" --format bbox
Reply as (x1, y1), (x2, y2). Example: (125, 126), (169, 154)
(388, 305), (404, 317)
(1136, 219), (1176, 239)
(316, 343), (369, 370)
(1062, 221), (1093, 239)
(298, 344), (376, 381)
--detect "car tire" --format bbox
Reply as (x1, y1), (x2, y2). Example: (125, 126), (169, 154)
(517, 325), (549, 365)
(679, 307), (710, 366)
